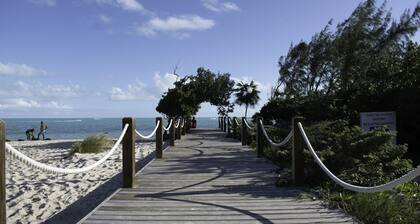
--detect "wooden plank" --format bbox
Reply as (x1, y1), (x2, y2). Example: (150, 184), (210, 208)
(84, 220), (354, 224)
(93, 208), (344, 215)
(87, 214), (351, 221)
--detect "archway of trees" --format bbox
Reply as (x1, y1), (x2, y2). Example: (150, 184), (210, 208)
(155, 67), (235, 118)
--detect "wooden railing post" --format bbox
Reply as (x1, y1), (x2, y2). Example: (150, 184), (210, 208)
(241, 117), (247, 146)
(227, 117), (231, 136)
(175, 118), (181, 140)
(232, 117), (237, 138)
(155, 117), (163, 159)
(184, 117), (189, 133)
(122, 117), (136, 188)
(178, 118), (182, 140)
(292, 116), (305, 185)
(169, 117), (175, 146)
(181, 118), (186, 136)
(218, 117), (221, 129)
(221, 117), (223, 131)
(256, 117), (264, 158)
(223, 117), (227, 132)
(0, 120), (6, 224)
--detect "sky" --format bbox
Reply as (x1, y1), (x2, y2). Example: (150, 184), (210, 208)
(0, 0), (419, 118)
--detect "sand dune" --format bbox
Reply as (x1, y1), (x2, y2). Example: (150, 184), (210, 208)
(5, 139), (155, 224)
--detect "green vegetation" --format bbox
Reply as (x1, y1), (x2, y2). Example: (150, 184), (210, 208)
(234, 81), (261, 117)
(261, 120), (418, 223)
(258, 0), (420, 165)
(156, 67), (261, 118)
(254, 1), (420, 222)
(156, 67), (235, 117)
(72, 134), (113, 154)
(320, 182), (420, 224)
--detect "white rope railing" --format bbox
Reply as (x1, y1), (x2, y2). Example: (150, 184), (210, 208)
(135, 120), (160, 139)
(180, 118), (185, 128)
(174, 118), (181, 129)
(228, 117), (234, 126)
(5, 124), (129, 174)
(243, 119), (254, 130)
(163, 119), (173, 131)
(234, 118), (241, 127)
(297, 122), (420, 193)
(259, 120), (292, 147)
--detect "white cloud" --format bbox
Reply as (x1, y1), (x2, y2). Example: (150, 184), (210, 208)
(116, 0), (144, 11)
(137, 15), (215, 37)
(153, 72), (178, 93)
(95, 0), (146, 12)
(29, 0), (56, 7)
(99, 14), (112, 24)
(40, 84), (82, 98)
(0, 98), (71, 110)
(45, 101), (72, 109)
(109, 81), (157, 101)
(110, 87), (135, 101)
(109, 73), (178, 101)
(0, 81), (81, 112)
(7, 81), (82, 98)
(202, 0), (240, 12)
(0, 98), (41, 109)
(0, 62), (47, 77)
(173, 32), (191, 40)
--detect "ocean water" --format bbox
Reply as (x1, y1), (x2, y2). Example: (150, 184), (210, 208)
(2, 117), (219, 140)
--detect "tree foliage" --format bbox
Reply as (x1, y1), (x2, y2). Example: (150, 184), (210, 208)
(156, 67), (235, 117)
(234, 80), (261, 117)
(260, 0), (420, 163)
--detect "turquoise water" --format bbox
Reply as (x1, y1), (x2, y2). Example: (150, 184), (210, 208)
(2, 117), (218, 140)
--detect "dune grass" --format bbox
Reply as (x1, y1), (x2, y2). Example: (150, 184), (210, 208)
(72, 134), (113, 154)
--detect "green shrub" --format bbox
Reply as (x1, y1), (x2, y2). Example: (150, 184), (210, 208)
(72, 134), (113, 154)
(264, 120), (417, 224)
(320, 182), (420, 224)
(304, 120), (412, 187)
(262, 125), (292, 166)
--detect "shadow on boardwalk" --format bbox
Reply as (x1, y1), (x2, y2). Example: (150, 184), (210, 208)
(80, 129), (354, 223)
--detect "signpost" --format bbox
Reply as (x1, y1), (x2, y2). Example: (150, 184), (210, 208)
(360, 111), (396, 144)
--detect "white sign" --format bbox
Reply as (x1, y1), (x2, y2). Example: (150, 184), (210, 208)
(360, 111), (396, 143)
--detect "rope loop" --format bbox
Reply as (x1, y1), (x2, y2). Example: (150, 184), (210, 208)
(259, 119), (292, 147)
(243, 119), (254, 130)
(163, 119), (173, 131)
(136, 120), (160, 139)
(174, 118), (181, 129)
(5, 124), (129, 174)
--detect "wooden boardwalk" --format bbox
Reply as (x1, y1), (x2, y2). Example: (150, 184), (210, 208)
(81, 129), (354, 224)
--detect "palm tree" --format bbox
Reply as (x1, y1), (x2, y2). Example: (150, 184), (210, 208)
(234, 81), (260, 117)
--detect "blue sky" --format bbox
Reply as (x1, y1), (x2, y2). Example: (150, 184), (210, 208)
(0, 0), (419, 118)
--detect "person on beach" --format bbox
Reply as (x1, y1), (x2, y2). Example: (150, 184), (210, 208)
(37, 121), (48, 140)
(25, 128), (35, 140)
(191, 117), (197, 128)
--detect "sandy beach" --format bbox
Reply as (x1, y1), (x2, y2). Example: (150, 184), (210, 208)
(5, 139), (156, 224)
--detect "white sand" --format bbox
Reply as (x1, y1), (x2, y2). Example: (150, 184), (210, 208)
(5, 139), (156, 224)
